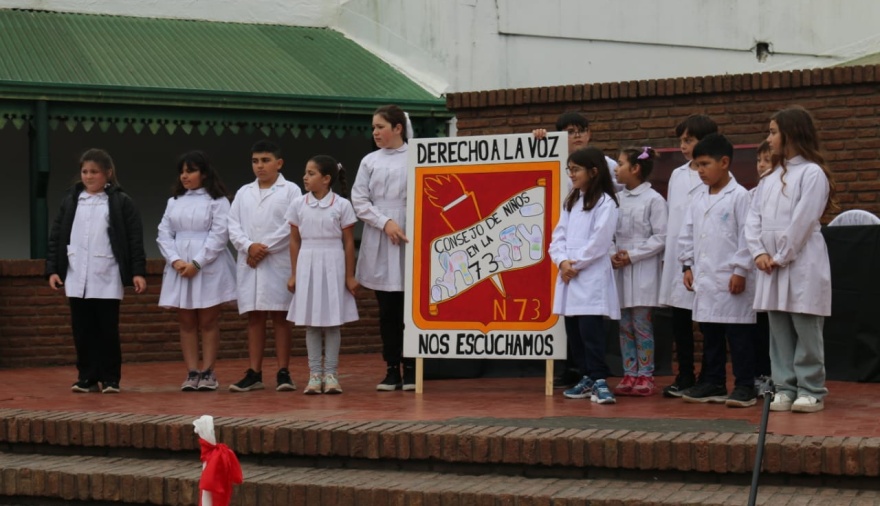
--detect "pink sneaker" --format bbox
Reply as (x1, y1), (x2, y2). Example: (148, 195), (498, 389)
(632, 376), (655, 396)
(614, 375), (637, 395)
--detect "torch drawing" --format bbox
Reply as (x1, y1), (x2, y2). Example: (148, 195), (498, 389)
(424, 174), (506, 298)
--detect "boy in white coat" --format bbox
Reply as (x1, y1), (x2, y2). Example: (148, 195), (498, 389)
(659, 114), (718, 398)
(677, 134), (758, 408)
(227, 140), (303, 392)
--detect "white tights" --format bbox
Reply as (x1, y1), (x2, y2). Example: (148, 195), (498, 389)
(305, 326), (341, 375)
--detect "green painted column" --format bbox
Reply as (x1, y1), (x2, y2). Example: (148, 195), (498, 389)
(29, 100), (50, 259)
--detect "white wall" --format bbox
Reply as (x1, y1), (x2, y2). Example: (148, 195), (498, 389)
(336, 0), (880, 93)
(3, 0), (879, 93)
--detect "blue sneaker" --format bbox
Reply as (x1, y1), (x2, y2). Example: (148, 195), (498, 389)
(591, 379), (616, 404)
(563, 376), (594, 399)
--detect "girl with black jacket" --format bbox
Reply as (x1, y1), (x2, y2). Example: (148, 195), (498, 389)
(46, 148), (147, 394)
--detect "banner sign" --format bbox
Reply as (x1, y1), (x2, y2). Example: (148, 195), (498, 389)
(404, 133), (568, 359)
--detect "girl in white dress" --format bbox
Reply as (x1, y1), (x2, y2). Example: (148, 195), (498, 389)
(746, 106), (837, 413)
(549, 147), (620, 405)
(158, 151), (236, 392)
(351, 105), (415, 391)
(611, 147), (667, 397)
(287, 155), (359, 394)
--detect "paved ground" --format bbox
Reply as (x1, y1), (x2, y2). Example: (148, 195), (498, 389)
(1, 353), (877, 437)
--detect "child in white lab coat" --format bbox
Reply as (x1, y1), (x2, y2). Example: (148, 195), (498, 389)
(157, 151), (237, 392)
(658, 114), (718, 398)
(746, 106), (836, 413)
(46, 148), (147, 394)
(287, 155), (359, 395)
(678, 134), (758, 408)
(351, 105), (415, 391)
(549, 147), (620, 404)
(751, 141), (773, 385)
(611, 147), (667, 396)
(227, 140), (303, 392)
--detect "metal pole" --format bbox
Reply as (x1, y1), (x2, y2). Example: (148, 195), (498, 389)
(748, 378), (775, 506)
(29, 100), (50, 259)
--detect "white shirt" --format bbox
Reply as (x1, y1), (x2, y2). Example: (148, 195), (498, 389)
(745, 156), (831, 316)
(658, 162), (703, 308)
(65, 191), (124, 300)
(678, 176), (755, 324)
(351, 145), (409, 292)
(614, 182), (667, 308)
(549, 193), (620, 318)
(228, 173), (302, 313)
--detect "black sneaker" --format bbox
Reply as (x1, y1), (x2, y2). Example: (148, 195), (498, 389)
(402, 365), (416, 391)
(228, 369), (264, 392)
(682, 382), (727, 404)
(662, 375), (696, 398)
(553, 368), (581, 389)
(101, 382), (120, 394)
(71, 380), (99, 393)
(376, 365), (402, 391)
(275, 368), (296, 392)
(725, 385), (757, 408)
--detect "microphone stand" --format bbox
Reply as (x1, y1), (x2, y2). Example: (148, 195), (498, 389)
(748, 377), (775, 506)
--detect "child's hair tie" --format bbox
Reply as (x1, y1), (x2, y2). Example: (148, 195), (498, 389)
(637, 147), (652, 160)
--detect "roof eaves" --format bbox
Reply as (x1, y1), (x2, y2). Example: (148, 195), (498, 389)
(0, 80), (449, 116)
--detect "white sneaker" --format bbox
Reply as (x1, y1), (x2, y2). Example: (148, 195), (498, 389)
(303, 374), (323, 395)
(769, 393), (794, 412)
(323, 374), (343, 394)
(791, 395), (824, 413)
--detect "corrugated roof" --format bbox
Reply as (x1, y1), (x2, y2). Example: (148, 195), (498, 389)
(839, 53), (880, 67)
(0, 9), (442, 112)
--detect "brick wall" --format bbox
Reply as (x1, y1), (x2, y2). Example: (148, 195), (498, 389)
(0, 259), (381, 368)
(446, 65), (880, 216)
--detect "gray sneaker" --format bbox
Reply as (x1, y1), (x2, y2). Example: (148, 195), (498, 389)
(197, 370), (219, 391)
(181, 370), (200, 392)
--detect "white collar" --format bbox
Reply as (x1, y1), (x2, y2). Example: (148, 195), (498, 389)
(305, 191), (336, 208)
(622, 182), (652, 196)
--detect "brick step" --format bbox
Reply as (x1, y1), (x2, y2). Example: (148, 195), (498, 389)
(2, 409), (879, 479)
(4, 452), (880, 506)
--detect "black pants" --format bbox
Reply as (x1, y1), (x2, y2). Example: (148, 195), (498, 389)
(699, 322), (757, 388)
(754, 312), (772, 377)
(375, 290), (411, 367)
(69, 298), (122, 384)
(564, 315), (610, 380)
(672, 307), (700, 379)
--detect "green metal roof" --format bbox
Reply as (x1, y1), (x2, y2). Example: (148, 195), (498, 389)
(838, 52), (880, 67)
(0, 9), (444, 114)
